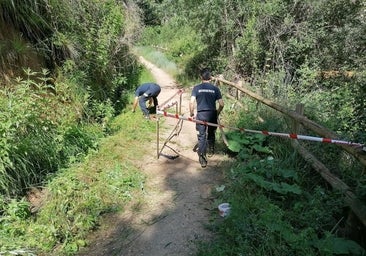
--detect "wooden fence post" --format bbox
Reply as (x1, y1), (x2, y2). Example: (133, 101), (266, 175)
(255, 87), (262, 110)
(236, 80), (242, 100)
(293, 103), (304, 133)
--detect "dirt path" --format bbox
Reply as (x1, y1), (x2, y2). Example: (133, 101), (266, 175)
(78, 57), (226, 256)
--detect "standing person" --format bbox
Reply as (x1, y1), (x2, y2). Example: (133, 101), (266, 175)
(189, 68), (224, 168)
(132, 82), (161, 119)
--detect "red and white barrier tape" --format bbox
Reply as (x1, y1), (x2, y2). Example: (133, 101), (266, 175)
(157, 110), (365, 148)
(159, 101), (178, 111)
(158, 89), (184, 110)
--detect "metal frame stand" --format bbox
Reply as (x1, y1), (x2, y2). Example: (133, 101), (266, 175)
(156, 91), (183, 159)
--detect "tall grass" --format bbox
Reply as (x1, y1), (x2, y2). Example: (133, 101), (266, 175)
(0, 65), (159, 255)
(134, 46), (180, 77)
(0, 105), (156, 255)
(0, 69), (104, 196)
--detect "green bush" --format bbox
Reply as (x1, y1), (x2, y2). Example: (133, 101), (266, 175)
(0, 69), (107, 196)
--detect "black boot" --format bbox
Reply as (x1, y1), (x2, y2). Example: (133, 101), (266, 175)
(198, 154), (207, 168)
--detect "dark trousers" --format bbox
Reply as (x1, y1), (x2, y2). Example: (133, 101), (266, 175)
(139, 95), (158, 116)
(196, 110), (218, 155)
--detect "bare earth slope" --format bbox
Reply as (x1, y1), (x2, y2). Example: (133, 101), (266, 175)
(78, 57), (226, 256)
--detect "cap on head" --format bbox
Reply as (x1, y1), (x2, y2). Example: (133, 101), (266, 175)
(200, 68), (211, 81)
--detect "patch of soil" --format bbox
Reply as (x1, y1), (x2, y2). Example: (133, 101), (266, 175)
(77, 57), (229, 256)
(27, 187), (48, 213)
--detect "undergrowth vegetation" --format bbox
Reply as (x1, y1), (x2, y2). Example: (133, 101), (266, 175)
(201, 99), (365, 255)
(0, 38), (155, 252)
(1, 1), (146, 253)
(0, 69), (102, 196)
(0, 77), (156, 255)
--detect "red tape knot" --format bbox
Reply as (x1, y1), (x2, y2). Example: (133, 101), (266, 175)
(262, 130), (269, 135)
(289, 134), (298, 139)
(322, 138), (332, 143)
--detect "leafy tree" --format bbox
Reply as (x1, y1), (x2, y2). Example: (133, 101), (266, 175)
(1, 0), (142, 110)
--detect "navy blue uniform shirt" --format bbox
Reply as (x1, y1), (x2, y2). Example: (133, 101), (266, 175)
(135, 83), (161, 97)
(191, 82), (222, 112)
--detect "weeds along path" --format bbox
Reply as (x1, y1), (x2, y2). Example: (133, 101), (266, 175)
(78, 57), (227, 256)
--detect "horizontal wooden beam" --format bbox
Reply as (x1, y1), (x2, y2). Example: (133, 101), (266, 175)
(292, 140), (366, 227)
(214, 77), (366, 167)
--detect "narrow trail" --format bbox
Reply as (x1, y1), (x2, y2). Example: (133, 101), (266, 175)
(78, 57), (227, 256)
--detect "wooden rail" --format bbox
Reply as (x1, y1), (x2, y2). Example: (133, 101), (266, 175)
(214, 77), (366, 166)
(214, 76), (366, 226)
(292, 140), (366, 226)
